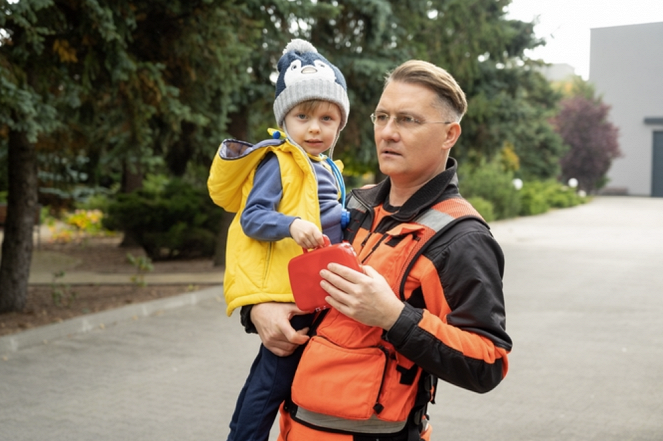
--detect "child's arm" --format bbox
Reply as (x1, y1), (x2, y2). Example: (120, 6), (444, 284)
(241, 153), (324, 249)
(241, 154), (296, 241)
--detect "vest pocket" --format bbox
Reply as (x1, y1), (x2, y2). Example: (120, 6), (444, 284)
(291, 336), (388, 420)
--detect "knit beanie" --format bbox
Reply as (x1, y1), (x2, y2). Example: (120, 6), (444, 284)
(273, 39), (350, 133)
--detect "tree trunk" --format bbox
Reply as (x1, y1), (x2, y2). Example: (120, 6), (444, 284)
(226, 108), (249, 141)
(166, 121), (196, 177)
(0, 129), (39, 313)
(119, 159), (143, 248)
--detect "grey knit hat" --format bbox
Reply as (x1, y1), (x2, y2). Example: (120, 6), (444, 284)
(273, 39), (350, 132)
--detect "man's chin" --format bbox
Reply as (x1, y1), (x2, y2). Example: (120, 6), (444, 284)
(378, 162), (399, 177)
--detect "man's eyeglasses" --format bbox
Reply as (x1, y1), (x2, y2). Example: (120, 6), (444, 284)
(370, 113), (453, 129)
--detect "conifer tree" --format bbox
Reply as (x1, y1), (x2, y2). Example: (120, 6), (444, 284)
(0, 0), (260, 311)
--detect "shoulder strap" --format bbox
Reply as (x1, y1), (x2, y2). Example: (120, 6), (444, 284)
(401, 198), (483, 438)
(397, 197), (484, 301)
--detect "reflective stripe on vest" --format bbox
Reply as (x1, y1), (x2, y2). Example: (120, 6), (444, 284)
(395, 198), (484, 300)
(293, 406), (407, 434)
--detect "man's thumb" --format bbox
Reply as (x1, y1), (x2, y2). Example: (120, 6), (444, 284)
(287, 327), (310, 345)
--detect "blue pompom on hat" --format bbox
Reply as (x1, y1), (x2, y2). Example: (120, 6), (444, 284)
(273, 39), (350, 133)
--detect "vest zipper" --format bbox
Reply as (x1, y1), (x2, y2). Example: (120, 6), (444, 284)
(359, 231), (373, 250)
(373, 344), (390, 414)
(360, 234), (390, 265)
(263, 242), (273, 282)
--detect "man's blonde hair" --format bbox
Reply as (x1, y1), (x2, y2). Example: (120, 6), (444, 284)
(385, 60), (467, 121)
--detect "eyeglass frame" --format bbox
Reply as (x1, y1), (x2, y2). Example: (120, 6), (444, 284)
(369, 112), (454, 128)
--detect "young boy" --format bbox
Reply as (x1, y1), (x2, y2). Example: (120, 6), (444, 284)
(207, 39), (350, 441)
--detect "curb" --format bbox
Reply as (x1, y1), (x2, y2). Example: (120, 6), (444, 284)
(0, 285), (224, 354)
(28, 271), (225, 285)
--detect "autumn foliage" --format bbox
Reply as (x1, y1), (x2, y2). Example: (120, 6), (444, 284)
(552, 96), (621, 193)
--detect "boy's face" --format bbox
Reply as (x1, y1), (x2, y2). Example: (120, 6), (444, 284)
(284, 101), (342, 156)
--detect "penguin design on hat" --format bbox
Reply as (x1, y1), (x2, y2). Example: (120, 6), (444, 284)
(273, 39), (350, 134)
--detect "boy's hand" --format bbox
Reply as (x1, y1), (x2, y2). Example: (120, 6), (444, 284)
(290, 218), (325, 249)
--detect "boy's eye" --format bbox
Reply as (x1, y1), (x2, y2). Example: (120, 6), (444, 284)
(296, 113), (308, 120)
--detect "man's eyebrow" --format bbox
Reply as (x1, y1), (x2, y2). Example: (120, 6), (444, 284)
(374, 108), (419, 115)
(395, 110), (426, 119)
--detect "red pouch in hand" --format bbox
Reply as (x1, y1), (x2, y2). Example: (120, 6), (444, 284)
(288, 237), (361, 312)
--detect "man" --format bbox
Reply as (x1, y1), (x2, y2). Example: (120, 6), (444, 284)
(248, 60), (512, 440)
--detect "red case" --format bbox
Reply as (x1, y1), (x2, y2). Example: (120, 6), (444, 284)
(288, 238), (361, 312)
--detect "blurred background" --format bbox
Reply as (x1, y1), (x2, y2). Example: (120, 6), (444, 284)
(1, 0), (662, 311)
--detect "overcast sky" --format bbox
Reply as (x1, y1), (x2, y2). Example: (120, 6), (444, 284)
(505, 0), (663, 79)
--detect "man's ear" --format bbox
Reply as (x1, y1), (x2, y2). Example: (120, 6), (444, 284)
(442, 122), (462, 151)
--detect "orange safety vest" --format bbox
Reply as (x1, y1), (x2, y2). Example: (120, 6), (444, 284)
(283, 196), (484, 439)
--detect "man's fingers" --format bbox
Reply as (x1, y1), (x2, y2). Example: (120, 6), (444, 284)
(268, 342), (299, 357)
(361, 265), (379, 277)
(321, 267), (361, 297)
(282, 324), (310, 345)
(290, 307), (310, 317)
(326, 262), (366, 283)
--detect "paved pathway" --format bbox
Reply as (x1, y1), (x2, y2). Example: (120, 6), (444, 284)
(1, 196), (662, 440)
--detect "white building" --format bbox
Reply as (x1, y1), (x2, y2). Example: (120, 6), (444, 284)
(589, 22), (663, 197)
(539, 63), (576, 82)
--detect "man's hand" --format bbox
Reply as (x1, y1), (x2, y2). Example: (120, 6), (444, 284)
(320, 264), (404, 330)
(250, 302), (310, 357)
(289, 218), (325, 250)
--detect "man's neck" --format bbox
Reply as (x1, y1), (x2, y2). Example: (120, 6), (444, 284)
(388, 155), (451, 206)
(388, 184), (421, 207)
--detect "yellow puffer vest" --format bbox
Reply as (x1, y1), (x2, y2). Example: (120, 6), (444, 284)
(208, 137), (341, 316)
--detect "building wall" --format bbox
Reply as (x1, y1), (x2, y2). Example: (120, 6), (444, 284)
(539, 63), (576, 82)
(589, 22), (663, 196)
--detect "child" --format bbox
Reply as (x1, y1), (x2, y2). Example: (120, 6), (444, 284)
(207, 39), (350, 441)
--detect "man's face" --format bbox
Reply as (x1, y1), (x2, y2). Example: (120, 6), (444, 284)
(373, 81), (458, 188)
(284, 102), (341, 156)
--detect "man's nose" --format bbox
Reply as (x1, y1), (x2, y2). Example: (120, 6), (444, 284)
(378, 118), (400, 140)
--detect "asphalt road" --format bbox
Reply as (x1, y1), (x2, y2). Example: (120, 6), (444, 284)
(1, 196), (662, 441)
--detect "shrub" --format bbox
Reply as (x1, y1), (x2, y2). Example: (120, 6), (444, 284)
(518, 180), (586, 216)
(459, 159), (520, 220)
(547, 186), (586, 209)
(45, 208), (111, 243)
(65, 209), (105, 234)
(466, 197), (495, 223)
(103, 176), (223, 260)
(76, 191), (114, 213)
(518, 183), (550, 216)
